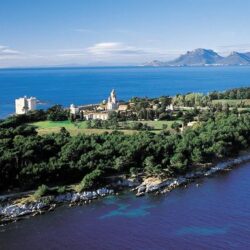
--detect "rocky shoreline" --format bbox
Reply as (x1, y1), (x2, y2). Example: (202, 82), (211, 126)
(134, 153), (250, 196)
(1, 153), (250, 225)
(0, 188), (114, 225)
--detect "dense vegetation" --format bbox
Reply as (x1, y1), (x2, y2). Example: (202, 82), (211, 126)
(169, 87), (250, 108)
(1, 109), (250, 192)
(209, 87), (250, 100)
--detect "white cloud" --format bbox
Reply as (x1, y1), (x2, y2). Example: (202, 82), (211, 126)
(0, 42), (185, 67)
(86, 42), (145, 56)
(0, 45), (21, 58)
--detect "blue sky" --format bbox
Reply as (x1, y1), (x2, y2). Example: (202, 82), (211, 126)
(1, 0), (250, 67)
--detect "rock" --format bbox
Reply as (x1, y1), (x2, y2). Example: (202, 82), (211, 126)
(136, 192), (145, 197)
(97, 188), (109, 196)
(48, 204), (56, 211)
(137, 185), (146, 193)
(109, 189), (114, 194)
(36, 202), (46, 210)
(146, 184), (160, 193)
(185, 172), (196, 179)
(0, 206), (4, 216)
(71, 193), (80, 203)
(3, 205), (21, 217)
(92, 191), (98, 199)
(116, 178), (140, 187)
(54, 193), (72, 203)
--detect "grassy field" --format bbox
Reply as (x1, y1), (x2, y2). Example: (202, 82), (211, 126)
(31, 120), (181, 136)
(32, 121), (139, 136)
(135, 120), (181, 130)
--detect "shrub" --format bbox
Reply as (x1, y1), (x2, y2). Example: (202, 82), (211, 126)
(33, 184), (49, 199)
(75, 169), (103, 193)
(57, 186), (67, 194)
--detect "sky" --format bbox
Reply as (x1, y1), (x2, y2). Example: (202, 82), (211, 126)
(1, 0), (250, 67)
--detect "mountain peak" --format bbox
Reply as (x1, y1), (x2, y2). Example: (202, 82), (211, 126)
(167, 48), (222, 66)
(142, 48), (250, 67)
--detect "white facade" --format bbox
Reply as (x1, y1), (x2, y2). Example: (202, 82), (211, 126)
(70, 104), (79, 115)
(166, 104), (174, 111)
(15, 96), (37, 115)
(84, 112), (109, 121)
(107, 89), (118, 111)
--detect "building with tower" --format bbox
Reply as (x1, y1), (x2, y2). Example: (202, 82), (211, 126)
(106, 89), (118, 111)
(15, 96), (37, 115)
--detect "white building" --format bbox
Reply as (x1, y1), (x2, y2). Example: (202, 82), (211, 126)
(84, 112), (109, 120)
(107, 89), (118, 111)
(70, 104), (79, 115)
(166, 104), (174, 111)
(15, 96), (37, 115)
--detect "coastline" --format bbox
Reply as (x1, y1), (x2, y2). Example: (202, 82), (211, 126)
(1, 151), (250, 225)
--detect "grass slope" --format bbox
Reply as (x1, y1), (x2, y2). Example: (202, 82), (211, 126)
(31, 120), (181, 136)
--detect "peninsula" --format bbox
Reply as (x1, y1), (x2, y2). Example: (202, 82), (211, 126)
(1, 87), (250, 224)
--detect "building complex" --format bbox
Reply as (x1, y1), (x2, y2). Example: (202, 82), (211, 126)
(70, 89), (128, 120)
(15, 96), (37, 115)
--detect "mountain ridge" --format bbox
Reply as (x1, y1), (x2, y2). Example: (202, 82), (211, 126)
(143, 48), (250, 67)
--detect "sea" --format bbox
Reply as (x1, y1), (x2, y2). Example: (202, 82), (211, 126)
(1, 162), (250, 250)
(1, 66), (250, 249)
(1, 66), (250, 118)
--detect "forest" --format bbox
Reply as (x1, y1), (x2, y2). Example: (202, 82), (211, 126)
(1, 108), (250, 192)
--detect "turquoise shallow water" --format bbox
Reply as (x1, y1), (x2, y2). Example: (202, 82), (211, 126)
(1, 162), (250, 249)
(1, 66), (250, 117)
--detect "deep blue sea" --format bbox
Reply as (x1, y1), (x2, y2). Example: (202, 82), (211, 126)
(1, 66), (250, 118)
(1, 162), (250, 250)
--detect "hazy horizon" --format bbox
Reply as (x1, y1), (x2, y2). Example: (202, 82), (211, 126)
(1, 0), (250, 68)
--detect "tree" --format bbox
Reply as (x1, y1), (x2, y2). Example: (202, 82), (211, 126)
(171, 122), (181, 132)
(47, 105), (68, 121)
(75, 169), (103, 192)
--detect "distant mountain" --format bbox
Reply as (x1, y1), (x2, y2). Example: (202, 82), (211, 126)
(219, 52), (250, 65)
(142, 60), (167, 67)
(244, 52), (250, 58)
(143, 48), (250, 67)
(167, 48), (223, 66)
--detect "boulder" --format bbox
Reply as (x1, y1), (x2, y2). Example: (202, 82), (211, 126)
(71, 193), (80, 203)
(146, 184), (160, 193)
(136, 192), (145, 197)
(137, 185), (146, 193)
(97, 188), (109, 196)
(54, 193), (72, 203)
(3, 205), (21, 217)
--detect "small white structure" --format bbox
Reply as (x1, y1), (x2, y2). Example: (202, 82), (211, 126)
(70, 104), (79, 115)
(118, 104), (128, 112)
(187, 121), (198, 127)
(84, 112), (109, 120)
(15, 96), (37, 115)
(166, 104), (174, 111)
(107, 89), (118, 111)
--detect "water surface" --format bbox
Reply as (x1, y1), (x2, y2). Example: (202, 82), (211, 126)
(1, 66), (250, 117)
(1, 162), (250, 249)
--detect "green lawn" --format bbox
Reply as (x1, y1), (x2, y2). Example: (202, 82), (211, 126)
(31, 120), (182, 136)
(138, 120), (181, 130)
(31, 120), (138, 136)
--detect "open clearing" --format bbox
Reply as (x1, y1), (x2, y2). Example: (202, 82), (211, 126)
(31, 120), (181, 136)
